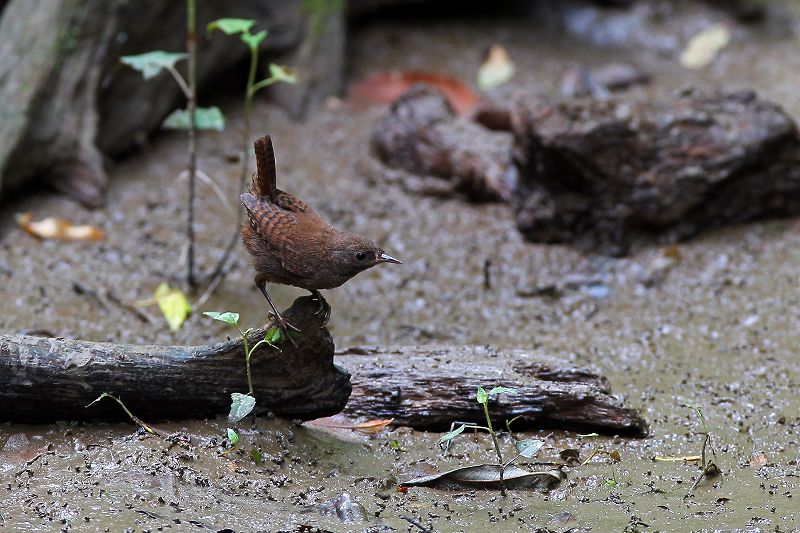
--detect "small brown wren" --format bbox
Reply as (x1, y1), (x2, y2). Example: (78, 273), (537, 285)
(241, 135), (401, 334)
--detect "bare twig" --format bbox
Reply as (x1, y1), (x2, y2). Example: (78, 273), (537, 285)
(72, 281), (109, 310)
(106, 291), (153, 324)
(185, 0), (198, 288)
(192, 258), (235, 309)
(73, 280), (152, 324)
(177, 169), (235, 213)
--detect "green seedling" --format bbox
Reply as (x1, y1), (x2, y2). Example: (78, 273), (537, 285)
(222, 428), (239, 455)
(87, 393), (167, 438)
(120, 0), (225, 288)
(682, 402), (721, 493)
(439, 385), (543, 496)
(204, 311), (281, 421)
(578, 432), (622, 488)
(204, 18), (297, 286)
(251, 447), (263, 464)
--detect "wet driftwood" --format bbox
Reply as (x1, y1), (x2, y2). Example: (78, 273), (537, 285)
(512, 89), (800, 255)
(337, 345), (648, 436)
(0, 296), (350, 423)
(370, 86), (515, 201)
(373, 87), (800, 256)
(0, 296), (647, 436)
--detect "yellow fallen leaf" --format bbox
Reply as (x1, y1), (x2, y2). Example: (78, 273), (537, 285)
(152, 282), (191, 331)
(680, 24), (730, 70)
(16, 212), (104, 241)
(478, 44), (515, 91)
(654, 455), (702, 462)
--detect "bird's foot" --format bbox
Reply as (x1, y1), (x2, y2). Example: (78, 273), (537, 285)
(310, 290), (331, 327)
(270, 312), (300, 347)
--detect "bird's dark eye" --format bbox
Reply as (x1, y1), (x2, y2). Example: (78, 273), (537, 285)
(356, 252), (367, 262)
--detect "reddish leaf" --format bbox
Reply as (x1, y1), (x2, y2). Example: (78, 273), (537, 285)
(348, 71), (478, 115)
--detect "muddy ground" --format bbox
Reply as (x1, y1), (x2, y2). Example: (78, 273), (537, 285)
(2, 2), (800, 531)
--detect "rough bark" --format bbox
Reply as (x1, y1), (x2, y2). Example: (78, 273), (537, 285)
(0, 0), (116, 207)
(0, 297), (647, 436)
(338, 345), (648, 436)
(370, 86), (515, 202)
(0, 296), (351, 423)
(512, 89), (800, 255)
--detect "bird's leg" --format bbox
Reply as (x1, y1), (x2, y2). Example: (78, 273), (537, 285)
(255, 276), (299, 345)
(309, 289), (331, 327)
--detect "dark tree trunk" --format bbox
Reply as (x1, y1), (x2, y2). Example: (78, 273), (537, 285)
(0, 297), (647, 436)
(0, 0), (345, 206)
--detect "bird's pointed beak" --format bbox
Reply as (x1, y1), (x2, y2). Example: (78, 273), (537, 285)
(379, 252), (402, 264)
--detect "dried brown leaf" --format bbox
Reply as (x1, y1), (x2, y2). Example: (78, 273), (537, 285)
(307, 417), (395, 435)
(17, 213), (104, 241)
(400, 464), (564, 491)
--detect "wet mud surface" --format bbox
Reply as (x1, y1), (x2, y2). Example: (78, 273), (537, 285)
(2, 3), (800, 531)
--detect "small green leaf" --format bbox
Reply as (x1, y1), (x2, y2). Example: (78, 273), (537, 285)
(241, 29), (267, 50)
(476, 386), (488, 405)
(207, 18), (255, 35)
(515, 439), (544, 459)
(251, 447), (262, 464)
(227, 428), (239, 446)
(268, 63), (298, 84)
(265, 326), (282, 343)
(162, 106), (225, 131)
(154, 282), (191, 331)
(604, 478), (618, 487)
(120, 51), (188, 80)
(229, 392), (256, 423)
(488, 386), (517, 397)
(438, 424), (466, 444)
(203, 311), (240, 325)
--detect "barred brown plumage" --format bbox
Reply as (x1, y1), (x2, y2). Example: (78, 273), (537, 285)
(240, 135), (401, 337)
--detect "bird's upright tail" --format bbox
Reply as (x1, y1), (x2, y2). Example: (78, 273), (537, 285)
(251, 135), (277, 202)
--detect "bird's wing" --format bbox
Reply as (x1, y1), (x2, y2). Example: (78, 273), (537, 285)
(275, 190), (327, 223)
(241, 192), (316, 279)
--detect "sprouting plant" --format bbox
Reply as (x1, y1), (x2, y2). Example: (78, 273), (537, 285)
(223, 428), (239, 455)
(204, 311), (281, 422)
(577, 432), (622, 487)
(438, 386), (543, 496)
(87, 393), (167, 438)
(204, 18), (297, 289)
(120, 0), (225, 289)
(682, 402), (721, 492)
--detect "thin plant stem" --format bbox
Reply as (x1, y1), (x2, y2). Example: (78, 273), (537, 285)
(483, 400), (507, 495)
(164, 64), (191, 99)
(203, 43), (276, 292)
(236, 325), (254, 396)
(185, 0), (198, 288)
(86, 393), (167, 438)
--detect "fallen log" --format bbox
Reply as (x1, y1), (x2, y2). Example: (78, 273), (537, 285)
(0, 296), (350, 423)
(0, 296), (647, 436)
(337, 345), (648, 436)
